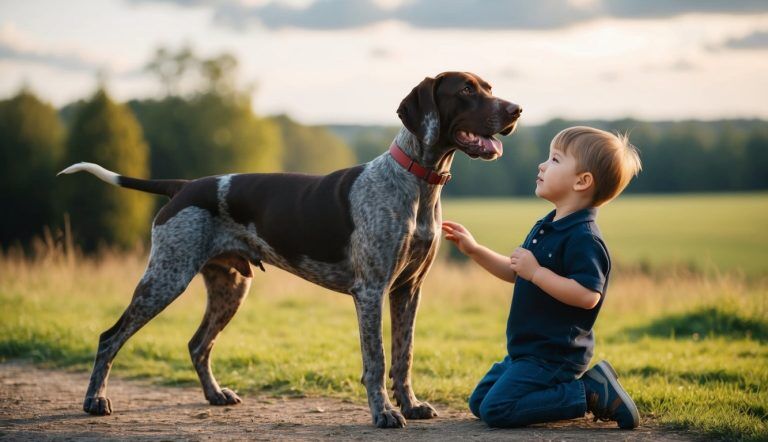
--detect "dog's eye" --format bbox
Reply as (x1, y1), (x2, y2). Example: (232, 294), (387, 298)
(460, 86), (473, 95)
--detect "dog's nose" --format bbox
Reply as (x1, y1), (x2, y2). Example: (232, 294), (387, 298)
(507, 103), (522, 117)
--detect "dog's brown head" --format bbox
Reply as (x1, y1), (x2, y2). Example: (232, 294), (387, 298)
(397, 71), (521, 161)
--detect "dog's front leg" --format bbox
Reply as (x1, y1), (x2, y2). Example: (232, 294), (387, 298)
(389, 284), (438, 419)
(353, 285), (406, 428)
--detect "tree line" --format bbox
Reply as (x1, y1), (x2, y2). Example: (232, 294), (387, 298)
(330, 118), (768, 197)
(0, 47), (352, 251)
(1, 47), (766, 251)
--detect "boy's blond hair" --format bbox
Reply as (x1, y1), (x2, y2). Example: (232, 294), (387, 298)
(551, 126), (642, 206)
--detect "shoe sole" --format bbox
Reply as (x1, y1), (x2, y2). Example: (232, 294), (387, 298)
(595, 360), (640, 429)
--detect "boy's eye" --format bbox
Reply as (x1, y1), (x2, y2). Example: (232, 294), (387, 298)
(552, 157), (559, 163)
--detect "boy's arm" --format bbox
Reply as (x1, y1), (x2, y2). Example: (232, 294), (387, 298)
(510, 247), (601, 309)
(530, 267), (601, 309)
(442, 221), (517, 283)
(467, 245), (518, 283)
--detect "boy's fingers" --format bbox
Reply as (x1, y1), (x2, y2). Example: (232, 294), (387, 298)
(443, 221), (465, 231)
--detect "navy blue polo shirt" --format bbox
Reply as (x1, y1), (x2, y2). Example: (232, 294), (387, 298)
(506, 207), (611, 370)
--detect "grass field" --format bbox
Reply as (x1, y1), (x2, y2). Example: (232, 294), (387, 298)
(442, 192), (768, 277)
(1, 193), (767, 440)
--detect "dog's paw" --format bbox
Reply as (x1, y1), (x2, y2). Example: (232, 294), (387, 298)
(374, 408), (407, 428)
(83, 396), (112, 415)
(207, 388), (242, 406)
(402, 401), (438, 419)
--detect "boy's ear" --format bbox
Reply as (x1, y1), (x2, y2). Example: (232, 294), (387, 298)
(574, 172), (594, 192)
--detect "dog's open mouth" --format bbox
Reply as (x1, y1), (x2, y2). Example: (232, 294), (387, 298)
(455, 130), (504, 160)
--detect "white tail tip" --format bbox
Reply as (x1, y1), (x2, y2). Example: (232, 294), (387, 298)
(57, 162), (119, 185)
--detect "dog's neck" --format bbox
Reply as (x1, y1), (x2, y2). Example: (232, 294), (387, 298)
(392, 127), (454, 213)
(394, 127), (455, 179)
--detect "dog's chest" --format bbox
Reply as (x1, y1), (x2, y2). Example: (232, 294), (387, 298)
(407, 216), (439, 258)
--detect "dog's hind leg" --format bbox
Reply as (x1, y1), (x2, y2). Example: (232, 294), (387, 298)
(83, 207), (213, 415)
(83, 258), (202, 415)
(389, 283), (438, 420)
(189, 253), (252, 406)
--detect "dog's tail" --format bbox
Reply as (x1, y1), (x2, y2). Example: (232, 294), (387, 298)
(57, 162), (187, 198)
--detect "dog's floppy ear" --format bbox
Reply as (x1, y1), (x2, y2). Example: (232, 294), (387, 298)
(397, 76), (440, 146)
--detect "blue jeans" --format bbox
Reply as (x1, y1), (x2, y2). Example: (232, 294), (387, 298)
(469, 355), (588, 427)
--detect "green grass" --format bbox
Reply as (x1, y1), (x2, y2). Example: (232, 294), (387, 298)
(442, 192), (768, 277)
(1, 193), (768, 440)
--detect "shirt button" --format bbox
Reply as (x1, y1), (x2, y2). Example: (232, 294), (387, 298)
(539, 229), (544, 234)
(532, 239), (538, 244)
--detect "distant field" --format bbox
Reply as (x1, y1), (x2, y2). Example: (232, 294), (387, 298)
(442, 192), (768, 277)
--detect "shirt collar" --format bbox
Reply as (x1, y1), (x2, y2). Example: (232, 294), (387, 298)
(538, 207), (597, 231)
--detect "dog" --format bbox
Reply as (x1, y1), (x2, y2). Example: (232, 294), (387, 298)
(58, 71), (521, 428)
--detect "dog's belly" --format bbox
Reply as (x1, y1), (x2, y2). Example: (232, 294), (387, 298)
(221, 223), (355, 293)
(263, 253), (355, 294)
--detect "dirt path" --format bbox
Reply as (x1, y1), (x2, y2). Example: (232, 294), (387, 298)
(0, 361), (691, 441)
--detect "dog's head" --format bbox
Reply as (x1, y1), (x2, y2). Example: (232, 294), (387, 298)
(397, 72), (521, 160)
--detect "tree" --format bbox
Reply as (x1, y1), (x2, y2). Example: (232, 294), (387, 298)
(145, 46), (196, 97)
(130, 93), (283, 179)
(200, 53), (239, 97)
(272, 114), (356, 174)
(145, 45), (246, 99)
(744, 128), (768, 189)
(134, 46), (282, 179)
(0, 89), (66, 247)
(62, 89), (152, 251)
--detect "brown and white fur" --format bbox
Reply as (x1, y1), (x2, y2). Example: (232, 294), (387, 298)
(58, 71), (522, 428)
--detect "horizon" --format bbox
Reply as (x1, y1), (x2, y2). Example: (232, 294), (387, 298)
(1, 0), (767, 126)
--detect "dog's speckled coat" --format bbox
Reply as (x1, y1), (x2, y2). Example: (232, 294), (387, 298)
(61, 71), (521, 428)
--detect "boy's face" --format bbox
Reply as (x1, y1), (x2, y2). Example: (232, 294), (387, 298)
(535, 147), (582, 203)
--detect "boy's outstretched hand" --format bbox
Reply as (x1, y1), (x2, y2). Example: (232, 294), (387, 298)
(510, 247), (541, 281)
(441, 221), (478, 256)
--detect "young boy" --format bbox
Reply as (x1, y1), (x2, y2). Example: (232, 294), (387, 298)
(442, 126), (642, 429)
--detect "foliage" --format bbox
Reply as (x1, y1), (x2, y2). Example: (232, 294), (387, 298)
(131, 45), (283, 180)
(0, 89), (65, 247)
(330, 119), (768, 196)
(144, 45), (243, 98)
(327, 124), (401, 163)
(129, 93), (282, 179)
(61, 89), (152, 251)
(272, 114), (355, 174)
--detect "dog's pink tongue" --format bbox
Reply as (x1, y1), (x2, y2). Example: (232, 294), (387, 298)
(480, 136), (503, 157)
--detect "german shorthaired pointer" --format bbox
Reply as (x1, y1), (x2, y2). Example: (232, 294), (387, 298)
(58, 71), (521, 428)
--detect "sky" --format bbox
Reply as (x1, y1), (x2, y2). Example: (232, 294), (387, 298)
(1, 0), (767, 125)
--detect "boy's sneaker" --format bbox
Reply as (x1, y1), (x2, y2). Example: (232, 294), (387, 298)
(582, 360), (640, 429)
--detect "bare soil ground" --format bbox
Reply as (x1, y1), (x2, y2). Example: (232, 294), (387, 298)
(0, 361), (692, 441)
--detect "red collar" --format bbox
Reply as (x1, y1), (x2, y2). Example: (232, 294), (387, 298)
(389, 142), (451, 186)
